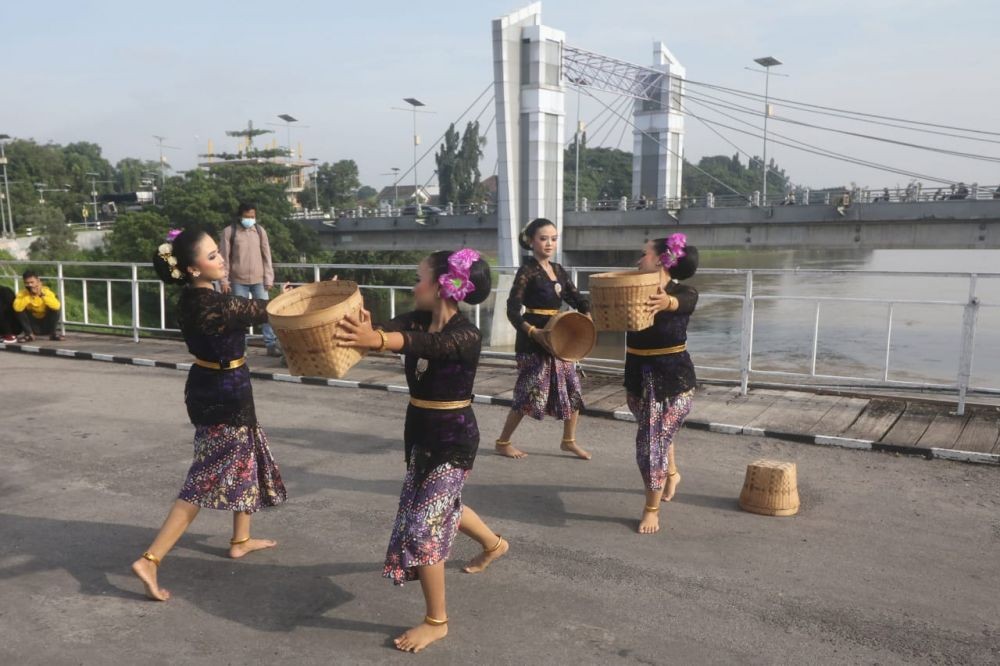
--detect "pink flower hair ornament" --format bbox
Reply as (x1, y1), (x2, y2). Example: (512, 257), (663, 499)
(166, 228), (183, 242)
(438, 248), (481, 301)
(659, 233), (687, 270)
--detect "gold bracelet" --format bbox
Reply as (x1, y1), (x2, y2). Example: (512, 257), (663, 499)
(375, 329), (388, 352)
(525, 325), (536, 336)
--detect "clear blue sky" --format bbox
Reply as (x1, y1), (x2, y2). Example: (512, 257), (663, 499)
(4, 0), (998, 192)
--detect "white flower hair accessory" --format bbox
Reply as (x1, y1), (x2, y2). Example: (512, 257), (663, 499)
(158, 229), (184, 280)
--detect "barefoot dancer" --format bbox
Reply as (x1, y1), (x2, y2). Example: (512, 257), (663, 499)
(337, 249), (508, 653)
(627, 235), (699, 535)
(132, 228), (289, 601)
(496, 218), (592, 460)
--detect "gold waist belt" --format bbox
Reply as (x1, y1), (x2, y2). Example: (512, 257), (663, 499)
(193, 357), (247, 370)
(525, 308), (560, 315)
(626, 344), (687, 357)
(409, 397), (473, 410)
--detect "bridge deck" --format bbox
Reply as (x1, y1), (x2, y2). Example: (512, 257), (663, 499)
(2, 333), (997, 464)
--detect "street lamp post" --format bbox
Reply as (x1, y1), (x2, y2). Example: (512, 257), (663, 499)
(309, 158), (320, 211)
(403, 98), (424, 217)
(749, 56), (783, 203)
(84, 172), (113, 226)
(391, 167), (400, 209)
(567, 77), (588, 212)
(0, 134), (13, 238)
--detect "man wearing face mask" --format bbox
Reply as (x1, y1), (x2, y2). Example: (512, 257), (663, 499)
(219, 202), (279, 355)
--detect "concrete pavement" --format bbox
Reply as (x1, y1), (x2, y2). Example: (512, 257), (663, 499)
(0, 353), (997, 665)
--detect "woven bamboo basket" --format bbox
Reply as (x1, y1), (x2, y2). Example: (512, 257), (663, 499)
(541, 311), (596, 362)
(589, 270), (660, 332)
(266, 280), (366, 379)
(738, 459), (800, 517)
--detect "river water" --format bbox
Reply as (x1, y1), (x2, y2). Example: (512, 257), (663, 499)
(491, 249), (1000, 392)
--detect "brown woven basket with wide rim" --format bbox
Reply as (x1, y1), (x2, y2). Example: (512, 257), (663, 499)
(589, 270), (660, 332)
(738, 459), (800, 517)
(266, 280), (366, 379)
(541, 311), (596, 362)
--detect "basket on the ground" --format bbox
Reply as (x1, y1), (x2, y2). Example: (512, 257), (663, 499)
(541, 311), (596, 362)
(266, 280), (366, 379)
(738, 459), (800, 517)
(588, 270), (660, 332)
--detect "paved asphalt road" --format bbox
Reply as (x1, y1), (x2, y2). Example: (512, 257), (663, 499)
(0, 354), (998, 665)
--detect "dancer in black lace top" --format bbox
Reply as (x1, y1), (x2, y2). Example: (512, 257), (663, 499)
(337, 248), (508, 654)
(626, 234), (699, 535)
(495, 218), (593, 460)
(131, 228), (290, 602)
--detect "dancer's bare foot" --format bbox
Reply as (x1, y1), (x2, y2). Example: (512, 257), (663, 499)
(638, 507), (660, 535)
(394, 621), (448, 653)
(229, 538), (277, 559)
(495, 440), (528, 459)
(462, 536), (509, 574)
(560, 439), (592, 460)
(131, 557), (170, 601)
(662, 472), (681, 502)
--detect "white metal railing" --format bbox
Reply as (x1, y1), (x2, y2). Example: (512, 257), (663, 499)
(1, 260), (997, 415)
(567, 185), (1000, 212)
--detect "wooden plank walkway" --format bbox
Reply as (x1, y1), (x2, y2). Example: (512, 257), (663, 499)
(4, 333), (999, 460)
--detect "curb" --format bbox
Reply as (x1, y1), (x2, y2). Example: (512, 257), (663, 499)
(3, 342), (998, 467)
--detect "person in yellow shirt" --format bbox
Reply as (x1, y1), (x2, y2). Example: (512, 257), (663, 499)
(13, 270), (64, 341)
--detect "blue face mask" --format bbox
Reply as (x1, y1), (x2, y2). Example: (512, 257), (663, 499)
(240, 217), (256, 229)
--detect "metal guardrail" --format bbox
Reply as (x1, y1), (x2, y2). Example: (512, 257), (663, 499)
(1, 260), (997, 415)
(569, 184), (1000, 212)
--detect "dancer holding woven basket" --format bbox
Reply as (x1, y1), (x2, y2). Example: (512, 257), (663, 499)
(336, 248), (508, 654)
(627, 234), (699, 534)
(496, 218), (592, 460)
(131, 228), (291, 601)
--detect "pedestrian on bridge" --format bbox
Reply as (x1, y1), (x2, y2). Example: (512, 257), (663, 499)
(131, 227), (291, 602)
(336, 248), (508, 654)
(495, 217), (593, 460)
(219, 202), (280, 356)
(626, 234), (699, 534)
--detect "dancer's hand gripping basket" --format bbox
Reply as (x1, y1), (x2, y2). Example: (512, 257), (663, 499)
(540, 311), (596, 362)
(266, 280), (366, 379)
(588, 270), (660, 332)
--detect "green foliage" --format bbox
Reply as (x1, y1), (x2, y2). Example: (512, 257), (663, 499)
(102, 210), (172, 263)
(3, 139), (115, 226)
(563, 141), (792, 202)
(158, 166), (319, 263)
(435, 122), (487, 207)
(24, 206), (78, 260)
(298, 160), (363, 211)
(563, 142), (633, 203)
(114, 158), (163, 193)
(682, 153), (789, 198)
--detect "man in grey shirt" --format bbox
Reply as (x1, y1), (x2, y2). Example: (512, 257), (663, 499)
(219, 202), (279, 355)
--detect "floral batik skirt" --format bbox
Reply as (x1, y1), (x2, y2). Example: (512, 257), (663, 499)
(177, 423), (287, 513)
(511, 351), (584, 421)
(383, 460), (470, 585)
(626, 369), (694, 491)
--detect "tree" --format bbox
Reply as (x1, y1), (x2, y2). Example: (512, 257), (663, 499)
(436, 121), (486, 208)
(457, 121), (486, 204)
(435, 124), (462, 207)
(300, 160), (362, 211)
(563, 142), (632, 204)
(156, 165), (319, 263)
(682, 154), (789, 198)
(114, 158), (163, 193)
(102, 210), (172, 262)
(24, 206), (77, 260)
